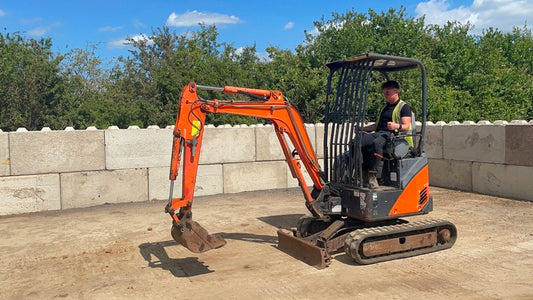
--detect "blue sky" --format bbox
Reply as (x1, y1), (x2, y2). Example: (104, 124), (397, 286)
(1, 0), (531, 62)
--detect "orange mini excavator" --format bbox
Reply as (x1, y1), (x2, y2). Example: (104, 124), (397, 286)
(166, 53), (457, 268)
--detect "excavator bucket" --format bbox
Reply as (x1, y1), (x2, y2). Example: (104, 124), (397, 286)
(277, 229), (331, 269)
(171, 219), (226, 253)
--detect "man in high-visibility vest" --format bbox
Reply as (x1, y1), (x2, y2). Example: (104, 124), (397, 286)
(362, 80), (412, 188)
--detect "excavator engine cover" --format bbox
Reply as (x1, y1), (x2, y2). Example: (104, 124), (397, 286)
(171, 219), (226, 253)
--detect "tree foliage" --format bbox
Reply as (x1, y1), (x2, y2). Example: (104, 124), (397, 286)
(0, 33), (63, 130)
(0, 7), (532, 131)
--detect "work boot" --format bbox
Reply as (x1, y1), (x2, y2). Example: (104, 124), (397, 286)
(362, 171), (369, 187)
(368, 171), (379, 189)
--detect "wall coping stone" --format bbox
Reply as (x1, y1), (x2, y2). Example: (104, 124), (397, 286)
(477, 120), (492, 125)
(2, 121), (533, 133)
(494, 120), (509, 125)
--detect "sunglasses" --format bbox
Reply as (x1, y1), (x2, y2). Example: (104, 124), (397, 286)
(382, 89), (398, 96)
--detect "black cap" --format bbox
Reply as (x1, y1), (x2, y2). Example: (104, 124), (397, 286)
(381, 80), (400, 90)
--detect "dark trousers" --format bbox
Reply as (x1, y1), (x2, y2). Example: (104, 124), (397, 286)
(361, 131), (392, 172)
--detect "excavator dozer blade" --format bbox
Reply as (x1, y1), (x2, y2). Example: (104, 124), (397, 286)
(171, 219), (226, 253)
(277, 229), (331, 269)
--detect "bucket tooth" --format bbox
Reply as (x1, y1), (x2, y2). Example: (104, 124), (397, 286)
(171, 219), (226, 253)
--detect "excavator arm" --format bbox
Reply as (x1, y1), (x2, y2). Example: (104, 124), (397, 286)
(166, 82), (324, 252)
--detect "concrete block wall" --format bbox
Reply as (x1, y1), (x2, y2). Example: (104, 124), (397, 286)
(1, 121), (532, 215)
(0, 124), (320, 216)
(425, 121), (533, 201)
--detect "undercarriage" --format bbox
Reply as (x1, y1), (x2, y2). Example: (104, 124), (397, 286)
(277, 217), (457, 268)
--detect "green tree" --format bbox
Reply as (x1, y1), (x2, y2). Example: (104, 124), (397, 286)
(1, 7), (532, 131)
(0, 32), (64, 131)
(59, 43), (111, 129)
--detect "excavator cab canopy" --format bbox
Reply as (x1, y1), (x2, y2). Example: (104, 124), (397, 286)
(323, 53), (428, 188)
(326, 53), (425, 73)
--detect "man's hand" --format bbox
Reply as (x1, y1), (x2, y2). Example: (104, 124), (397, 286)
(387, 121), (400, 131)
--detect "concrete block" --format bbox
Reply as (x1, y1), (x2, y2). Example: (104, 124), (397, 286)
(199, 126), (256, 164)
(287, 159), (324, 189)
(149, 164), (224, 200)
(0, 132), (9, 176)
(306, 124), (317, 158)
(105, 127), (173, 169)
(443, 124), (505, 163)
(472, 162), (533, 201)
(424, 125), (443, 159)
(195, 164), (224, 196)
(505, 125), (533, 167)
(255, 124), (317, 162)
(223, 161), (287, 193)
(315, 124), (325, 158)
(60, 169), (148, 209)
(148, 166), (174, 201)
(428, 158), (473, 191)
(0, 174), (60, 215)
(255, 125), (284, 161)
(9, 130), (105, 175)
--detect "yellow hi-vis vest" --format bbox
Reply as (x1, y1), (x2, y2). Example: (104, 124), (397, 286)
(375, 100), (413, 147)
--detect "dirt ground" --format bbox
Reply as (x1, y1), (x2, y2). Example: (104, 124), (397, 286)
(1, 187), (532, 300)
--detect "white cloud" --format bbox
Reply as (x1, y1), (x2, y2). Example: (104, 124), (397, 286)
(307, 21), (345, 37)
(306, 27), (319, 37)
(108, 34), (153, 49)
(235, 47), (271, 62)
(99, 26), (123, 32)
(108, 38), (128, 49)
(25, 21), (61, 37)
(133, 20), (146, 28)
(284, 22), (294, 30)
(416, 0), (532, 33)
(0, 9), (5, 17)
(28, 26), (50, 36)
(21, 17), (42, 25)
(165, 10), (241, 27)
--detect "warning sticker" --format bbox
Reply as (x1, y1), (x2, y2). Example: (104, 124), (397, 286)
(191, 120), (201, 136)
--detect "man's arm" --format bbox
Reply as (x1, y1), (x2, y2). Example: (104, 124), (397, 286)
(392, 103), (413, 132)
(386, 116), (411, 132)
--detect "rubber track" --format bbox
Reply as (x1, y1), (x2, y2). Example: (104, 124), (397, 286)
(344, 219), (457, 265)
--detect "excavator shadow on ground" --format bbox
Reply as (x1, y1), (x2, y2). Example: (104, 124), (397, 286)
(138, 213), (306, 276)
(138, 240), (214, 277)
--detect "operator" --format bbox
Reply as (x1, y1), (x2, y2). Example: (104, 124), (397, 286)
(362, 80), (412, 188)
